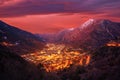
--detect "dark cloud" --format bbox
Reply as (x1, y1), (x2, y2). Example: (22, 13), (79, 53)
(0, 0), (120, 18)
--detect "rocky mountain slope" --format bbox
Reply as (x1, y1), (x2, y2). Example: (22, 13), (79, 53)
(38, 19), (120, 51)
(0, 20), (45, 55)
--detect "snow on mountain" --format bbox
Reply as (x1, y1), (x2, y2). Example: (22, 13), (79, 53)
(38, 19), (120, 51)
(80, 19), (94, 29)
(68, 28), (75, 31)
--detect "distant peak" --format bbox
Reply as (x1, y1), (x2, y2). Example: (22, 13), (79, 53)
(80, 19), (95, 29)
(68, 28), (74, 31)
(89, 19), (112, 23)
(80, 19), (112, 29)
(100, 19), (112, 23)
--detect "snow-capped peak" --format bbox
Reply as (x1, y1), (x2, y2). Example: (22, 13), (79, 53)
(68, 28), (74, 31)
(81, 19), (94, 29)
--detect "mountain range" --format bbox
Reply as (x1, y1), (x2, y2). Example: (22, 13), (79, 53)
(0, 21), (45, 55)
(0, 19), (120, 80)
(38, 19), (120, 51)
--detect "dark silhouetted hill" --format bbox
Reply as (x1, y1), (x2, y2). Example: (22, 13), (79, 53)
(0, 20), (45, 55)
(0, 45), (46, 80)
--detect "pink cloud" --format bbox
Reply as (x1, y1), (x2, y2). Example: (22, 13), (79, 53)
(0, 0), (120, 18)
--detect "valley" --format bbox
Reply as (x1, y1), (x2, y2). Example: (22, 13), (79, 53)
(21, 43), (91, 72)
(0, 19), (120, 80)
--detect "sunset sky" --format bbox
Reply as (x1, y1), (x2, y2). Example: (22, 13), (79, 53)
(0, 0), (120, 33)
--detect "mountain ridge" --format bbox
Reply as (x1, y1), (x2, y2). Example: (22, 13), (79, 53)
(37, 19), (120, 51)
(0, 20), (45, 55)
